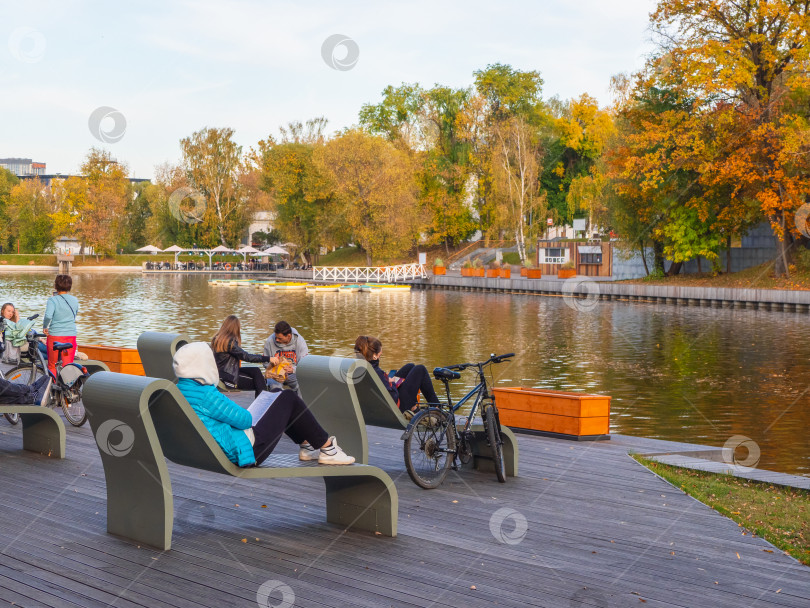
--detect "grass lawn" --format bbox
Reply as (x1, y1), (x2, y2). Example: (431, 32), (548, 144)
(634, 456), (810, 565)
(621, 260), (810, 291)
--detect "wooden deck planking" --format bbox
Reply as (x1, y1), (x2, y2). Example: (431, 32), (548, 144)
(1, 403), (809, 608)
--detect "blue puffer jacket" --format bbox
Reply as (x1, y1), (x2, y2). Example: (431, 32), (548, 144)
(176, 377), (255, 467)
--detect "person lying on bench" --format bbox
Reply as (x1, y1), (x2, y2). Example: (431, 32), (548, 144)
(0, 373), (51, 406)
(173, 342), (355, 466)
(354, 335), (440, 420)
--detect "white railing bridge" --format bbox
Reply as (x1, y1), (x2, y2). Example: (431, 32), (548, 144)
(313, 263), (427, 283)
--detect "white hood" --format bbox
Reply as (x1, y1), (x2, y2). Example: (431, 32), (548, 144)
(172, 342), (219, 386)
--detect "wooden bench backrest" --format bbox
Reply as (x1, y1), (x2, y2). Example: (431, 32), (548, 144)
(136, 332), (190, 382)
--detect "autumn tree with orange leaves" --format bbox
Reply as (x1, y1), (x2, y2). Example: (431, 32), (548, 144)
(643, 0), (810, 276)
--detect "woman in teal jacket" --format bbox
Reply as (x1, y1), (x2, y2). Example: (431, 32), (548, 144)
(42, 274), (79, 377)
(173, 342), (354, 467)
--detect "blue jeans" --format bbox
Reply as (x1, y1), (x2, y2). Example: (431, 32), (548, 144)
(266, 372), (300, 396)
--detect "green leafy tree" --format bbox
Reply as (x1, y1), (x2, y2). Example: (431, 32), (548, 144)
(0, 168), (21, 251)
(5, 179), (53, 253)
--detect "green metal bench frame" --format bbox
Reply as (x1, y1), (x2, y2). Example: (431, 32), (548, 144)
(137, 331), (243, 393)
(0, 359), (109, 459)
(0, 405), (65, 458)
(298, 355), (519, 477)
(83, 371), (398, 550)
(136, 332), (189, 381)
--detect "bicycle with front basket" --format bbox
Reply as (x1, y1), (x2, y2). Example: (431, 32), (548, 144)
(4, 319), (90, 427)
(402, 352), (514, 489)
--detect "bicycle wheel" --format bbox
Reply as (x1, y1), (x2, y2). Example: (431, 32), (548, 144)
(4, 364), (40, 386)
(61, 381), (87, 427)
(483, 403), (506, 483)
(404, 408), (455, 489)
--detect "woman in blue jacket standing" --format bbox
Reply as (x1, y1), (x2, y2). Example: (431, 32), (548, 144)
(173, 342), (354, 466)
(42, 274), (79, 377)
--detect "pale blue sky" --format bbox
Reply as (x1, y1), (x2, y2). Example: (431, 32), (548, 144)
(1, 0), (656, 179)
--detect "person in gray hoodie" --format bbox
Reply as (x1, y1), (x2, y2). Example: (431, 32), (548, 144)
(263, 320), (307, 395)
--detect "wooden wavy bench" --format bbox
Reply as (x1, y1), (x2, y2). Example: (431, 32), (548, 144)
(298, 355), (519, 476)
(83, 371), (398, 550)
(0, 405), (65, 458)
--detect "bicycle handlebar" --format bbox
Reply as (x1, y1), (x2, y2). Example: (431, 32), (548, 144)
(445, 352), (515, 371)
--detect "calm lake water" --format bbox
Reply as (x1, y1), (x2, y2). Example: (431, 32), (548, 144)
(3, 271), (809, 476)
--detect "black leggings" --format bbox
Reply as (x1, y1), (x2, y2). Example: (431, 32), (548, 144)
(395, 363), (440, 412)
(252, 391), (330, 465)
(222, 367), (266, 398)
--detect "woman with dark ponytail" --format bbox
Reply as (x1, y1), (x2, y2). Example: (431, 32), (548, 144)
(354, 335), (440, 419)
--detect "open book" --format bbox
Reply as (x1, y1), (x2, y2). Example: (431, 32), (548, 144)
(247, 391), (282, 426)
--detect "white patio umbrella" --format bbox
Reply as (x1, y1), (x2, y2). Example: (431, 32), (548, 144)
(135, 245), (162, 254)
(206, 244), (234, 268)
(162, 244), (187, 266)
(264, 245), (289, 255)
(236, 245), (261, 264)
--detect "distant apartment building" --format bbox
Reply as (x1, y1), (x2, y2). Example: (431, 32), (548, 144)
(0, 157), (46, 176)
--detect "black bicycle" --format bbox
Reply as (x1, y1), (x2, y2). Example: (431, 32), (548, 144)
(4, 321), (90, 427)
(403, 352), (514, 489)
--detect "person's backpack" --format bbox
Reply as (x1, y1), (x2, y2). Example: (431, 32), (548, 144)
(1, 318), (36, 364)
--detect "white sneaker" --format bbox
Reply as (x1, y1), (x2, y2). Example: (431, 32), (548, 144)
(318, 436), (355, 465)
(34, 377), (53, 406)
(299, 442), (319, 461)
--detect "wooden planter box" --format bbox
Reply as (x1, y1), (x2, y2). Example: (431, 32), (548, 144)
(493, 387), (610, 440)
(79, 344), (145, 375)
(433, 266), (446, 275)
(526, 268), (543, 279)
(473, 268), (485, 277)
(520, 267), (528, 277)
(558, 268), (576, 279)
(499, 268), (511, 278)
(486, 269), (500, 278)
(461, 267), (473, 277)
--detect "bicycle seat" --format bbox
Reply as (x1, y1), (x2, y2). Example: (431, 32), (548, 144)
(52, 342), (74, 352)
(433, 367), (460, 381)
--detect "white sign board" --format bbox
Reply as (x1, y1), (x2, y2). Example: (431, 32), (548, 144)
(573, 218), (587, 232)
(418, 252), (427, 265)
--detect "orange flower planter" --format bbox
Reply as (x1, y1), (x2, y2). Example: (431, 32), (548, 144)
(499, 268), (511, 278)
(558, 269), (576, 279)
(493, 387), (610, 438)
(433, 266), (446, 275)
(520, 267), (528, 277)
(79, 344), (145, 375)
(460, 267), (472, 277)
(473, 268), (485, 277)
(526, 269), (543, 279)
(486, 269), (500, 278)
